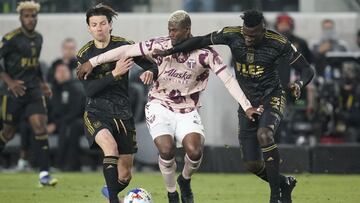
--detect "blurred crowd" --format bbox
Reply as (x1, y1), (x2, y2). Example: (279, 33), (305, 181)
(273, 14), (360, 145)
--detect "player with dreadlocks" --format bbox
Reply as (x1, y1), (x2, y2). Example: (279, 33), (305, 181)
(155, 10), (315, 203)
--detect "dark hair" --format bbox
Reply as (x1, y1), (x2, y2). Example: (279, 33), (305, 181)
(86, 4), (117, 25)
(241, 10), (264, 27)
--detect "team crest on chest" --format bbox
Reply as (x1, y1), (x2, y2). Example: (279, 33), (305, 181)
(246, 52), (254, 63)
(186, 58), (196, 69)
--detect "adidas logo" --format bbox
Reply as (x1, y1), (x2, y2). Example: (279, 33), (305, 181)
(266, 157), (274, 162)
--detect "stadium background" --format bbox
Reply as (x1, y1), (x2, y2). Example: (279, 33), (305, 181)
(1, 0), (360, 174)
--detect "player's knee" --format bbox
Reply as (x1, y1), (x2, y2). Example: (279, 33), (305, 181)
(32, 125), (47, 136)
(158, 145), (174, 160)
(185, 145), (202, 161)
(119, 171), (132, 183)
(3, 127), (16, 140)
(257, 127), (274, 146)
(243, 161), (263, 174)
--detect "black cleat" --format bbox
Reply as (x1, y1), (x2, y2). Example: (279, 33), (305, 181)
(270, 200), (282, 203)
(168, 191), (180, 203)
(177, 174), (194, 203)
(280, 176), (297, 203)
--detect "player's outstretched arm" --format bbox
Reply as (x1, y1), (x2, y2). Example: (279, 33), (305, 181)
(289, 53), (315, 100)
(81, 58), (134, 97)
(76, 44), (141, 80)
(160, 35), (212, 56)
(216, 68), (263, 120)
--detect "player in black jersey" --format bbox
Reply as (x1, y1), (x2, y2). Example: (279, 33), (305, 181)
(77, 4), (158, 203)
(157, 10), (314, 203)
(0, 1), (57, 186)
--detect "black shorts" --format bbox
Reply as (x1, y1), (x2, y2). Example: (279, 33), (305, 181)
(238, 90), (286, 161)
(83, 111), (138, 155)
(2, 95), (47, 125)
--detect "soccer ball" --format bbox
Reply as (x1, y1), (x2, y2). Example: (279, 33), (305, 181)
(123, 188), (153, 203)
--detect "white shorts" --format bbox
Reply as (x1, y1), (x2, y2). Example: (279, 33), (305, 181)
(145, 102), (205, 144)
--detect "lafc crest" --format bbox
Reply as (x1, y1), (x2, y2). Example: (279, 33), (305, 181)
(246, 52), (254, 63)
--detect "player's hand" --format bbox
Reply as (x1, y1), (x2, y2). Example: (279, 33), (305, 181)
(290, 83), (301, 100)
(76, 61), (94, 80)
(7, 80), (26, 97)
(245, 105), (264, 121)
(140, 71), (154, 85)
(112, 58), (134, 77)
(153, 48), (171, 57)
(41, 82), (53, 98)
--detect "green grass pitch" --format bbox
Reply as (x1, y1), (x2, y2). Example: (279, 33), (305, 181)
(0, 172), (359, 203)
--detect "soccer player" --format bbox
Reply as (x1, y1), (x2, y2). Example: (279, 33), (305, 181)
(77, 10), (263, 203)
(155, 10), (315, 203)
(0, 1), (57, 186)
(76, 4), (158, 203)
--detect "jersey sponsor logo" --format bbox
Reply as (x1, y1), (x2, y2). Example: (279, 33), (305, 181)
(164, 68), (192, 80)
(235, 62), (264, 78)
(21, 57), (39, 69)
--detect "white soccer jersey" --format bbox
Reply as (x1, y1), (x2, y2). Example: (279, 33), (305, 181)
(89, 36), (252, 113)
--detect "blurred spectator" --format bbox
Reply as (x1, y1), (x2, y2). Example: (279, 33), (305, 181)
(311, 19), (349, 75)
(47, 38), (78, 85)
(333, 62), (360, 142)
(275, 13), (314, 89)
(274, 13), (315, 143)
(47, 62), (85, 171)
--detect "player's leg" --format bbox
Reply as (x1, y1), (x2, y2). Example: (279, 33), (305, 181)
(114, 118), (138, 198)
(28, 113), (58, 186)
(175, 110), (205, 203)
(0, 95), (20, 152)
(145, 102), (179, 203)
(94, 128), (121, 203)
(0, 124), (17, 152)
(154, 134), (179, 203)
(257, 91), (296, 203)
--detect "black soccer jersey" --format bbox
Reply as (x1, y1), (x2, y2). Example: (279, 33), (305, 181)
(77, 35), (158, 119)
(0, 27), (43, 95)
(209, 26), (299, 104)
(169, 26), (313, 106)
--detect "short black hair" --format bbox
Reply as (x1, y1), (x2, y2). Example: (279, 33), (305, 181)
(241, 10), (264, 27)
(86, 4), (117, 25)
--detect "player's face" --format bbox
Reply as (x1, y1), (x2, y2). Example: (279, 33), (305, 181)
(88, 15), (112, 42)
(168, 22), (190, 46)
(243, 23), (265, 47)
(20, 9), (38, 32)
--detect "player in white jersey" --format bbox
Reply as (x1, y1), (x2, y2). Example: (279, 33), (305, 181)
(77, 10), (263, 203)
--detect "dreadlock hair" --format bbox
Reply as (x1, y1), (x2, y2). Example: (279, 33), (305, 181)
(241, 10), (264, 28)
(86, 3), (117, 25)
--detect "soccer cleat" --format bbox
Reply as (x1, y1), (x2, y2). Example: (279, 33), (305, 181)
(101, 185), (122, 203)
(280, 176), (297, 203)
(270, 200), (282, 203)
(177, 174), (194, 203)
(101, 185), (110, 199)
(168, 191), (180, 203)
(39, 175), (58, 187)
